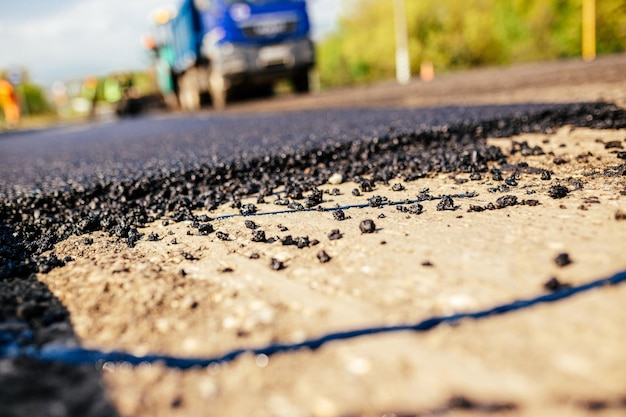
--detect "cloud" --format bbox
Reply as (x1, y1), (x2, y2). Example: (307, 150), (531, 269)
(0, 0), (166, 84)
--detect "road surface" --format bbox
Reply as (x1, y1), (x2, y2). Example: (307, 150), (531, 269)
(1, 55), (626, 417)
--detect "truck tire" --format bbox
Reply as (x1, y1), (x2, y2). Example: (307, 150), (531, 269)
(209, 71), (227, 110)
(178, 69), (201, 111)
(292, 70), (310, 94)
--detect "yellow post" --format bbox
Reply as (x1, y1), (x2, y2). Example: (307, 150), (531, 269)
(582, 0), (596, 61)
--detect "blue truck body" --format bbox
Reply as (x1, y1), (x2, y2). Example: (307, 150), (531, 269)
(160, 0), (315, 110)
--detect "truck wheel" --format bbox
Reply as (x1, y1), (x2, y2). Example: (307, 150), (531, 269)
(209, 71), (227, 110)
(178, 69), (201, 111)
(292, 70), (310, 94)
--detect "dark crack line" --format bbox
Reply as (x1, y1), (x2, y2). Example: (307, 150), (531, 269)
(2, 269), (624, 369)
(212, 193), (478, 220)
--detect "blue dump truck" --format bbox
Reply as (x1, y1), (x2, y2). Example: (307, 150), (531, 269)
(153, 0), (315, 110)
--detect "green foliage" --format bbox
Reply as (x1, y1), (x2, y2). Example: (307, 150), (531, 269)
(317, 0), (626, 87)
(22, 83), (54, 115)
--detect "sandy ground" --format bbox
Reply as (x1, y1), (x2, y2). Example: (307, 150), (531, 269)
(38, 126), (626, 417)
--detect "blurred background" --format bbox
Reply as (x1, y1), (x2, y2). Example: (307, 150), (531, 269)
(0, 0), (625, 128)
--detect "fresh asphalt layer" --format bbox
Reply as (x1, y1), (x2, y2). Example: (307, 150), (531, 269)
(0, 103), (582, 193)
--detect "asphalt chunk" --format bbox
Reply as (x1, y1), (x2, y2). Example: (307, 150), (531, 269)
(396, 203), (424, 215)
(295, 236), (311, 249)
(328, 229), (343, 241)
(554, 252), (573, 267)
(305, 188), (323, 208)
(605, 141), (623, 149)
(181, 251), (198, 261)
(270, 258), (285, 271)
(240, 204), (257, 215)
(245, 220), (259, 230)
(333, 210), (346, 221)
(548, 185), (569, 199)
(288, 202), (305, 211)
(436, 196), (458, 211)
(317, 250), (331, 263)
(367, 195), (387, 208)
(216, 232), (230, 241)
(251, 230), (267, 243)
(544, 277), (572, 292)
(495, 195), (518, 209)
(197, 223), (214, 235)
(359, 219), (376, 234)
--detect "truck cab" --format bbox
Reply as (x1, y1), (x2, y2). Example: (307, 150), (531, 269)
(169, 0), (315, 110)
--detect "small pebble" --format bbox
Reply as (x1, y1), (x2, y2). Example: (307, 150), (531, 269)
(198, 223), (214, 235)
(436, 196), (457, 211)
(328, 173), (343, 185)
(548, 185), (569, 199)
(333, 210), (346, 221)
(554, 253), (573, 267)
(359, 219), (376, 234)
(544, 277), (572, 292)
(245, 220), (259, 230)
(251, 230), (266, 243)
(240, 204), (257, 215)
(317, 250), (331, 263)
(270, 258), (285, 271)
(216, 231), (230, 241)
(328, 229), (343, 240)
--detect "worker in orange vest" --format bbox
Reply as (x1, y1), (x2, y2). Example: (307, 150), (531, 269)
(0, 74), (21, 128)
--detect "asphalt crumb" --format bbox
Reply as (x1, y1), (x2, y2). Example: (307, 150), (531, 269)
(544, 277), (572, 292)
(359, 219), (376, 234)
(554, 253), (573, 267)
(548, 185), (569, 199)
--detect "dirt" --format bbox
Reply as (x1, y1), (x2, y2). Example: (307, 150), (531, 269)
(25, 126), (626, 417)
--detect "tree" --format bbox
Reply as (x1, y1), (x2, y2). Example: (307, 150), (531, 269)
(316, 0), (626, 87)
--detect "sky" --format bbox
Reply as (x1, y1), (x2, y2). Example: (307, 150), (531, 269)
(0, 0), (344, 86)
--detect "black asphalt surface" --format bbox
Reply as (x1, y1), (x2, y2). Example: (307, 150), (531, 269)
(0, 104), (586, 194)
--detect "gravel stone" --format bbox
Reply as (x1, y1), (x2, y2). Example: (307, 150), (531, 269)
(359, 219), (376, 234)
